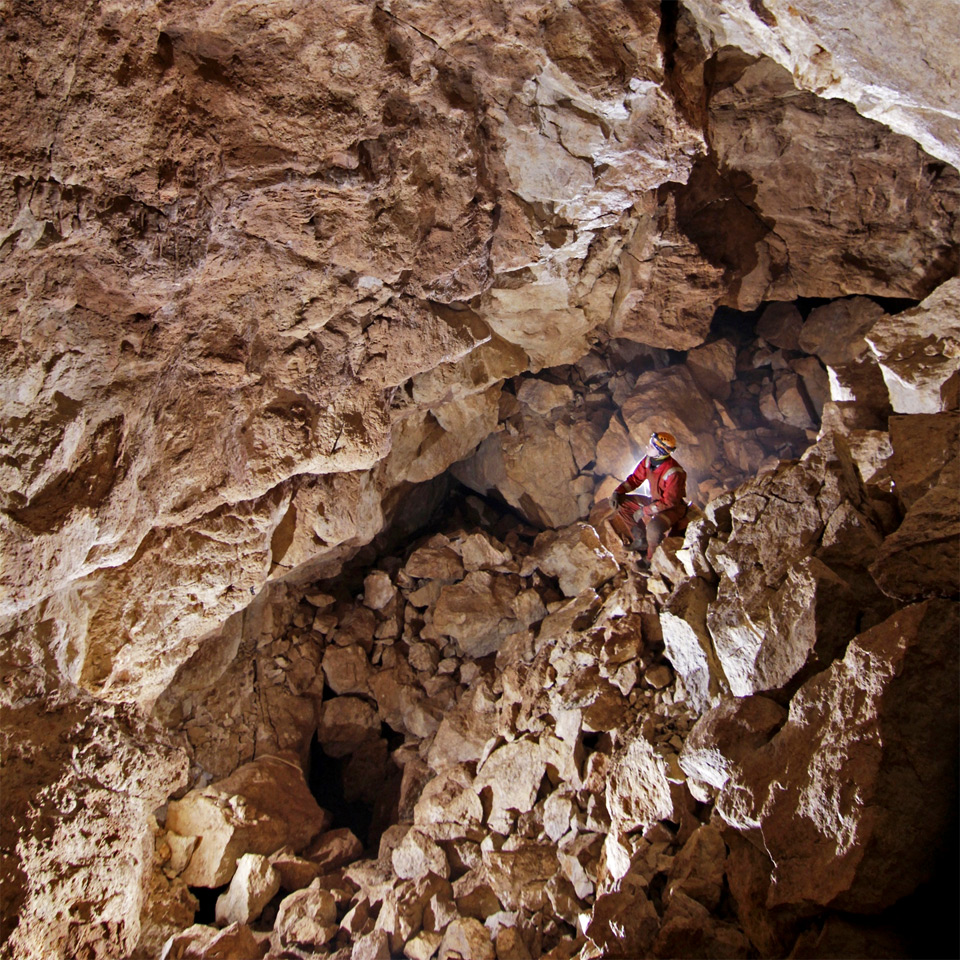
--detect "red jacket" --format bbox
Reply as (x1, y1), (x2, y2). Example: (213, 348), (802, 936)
(616, 455), (687, 514)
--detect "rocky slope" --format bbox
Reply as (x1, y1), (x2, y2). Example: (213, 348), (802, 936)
(1, 1), (958, 958)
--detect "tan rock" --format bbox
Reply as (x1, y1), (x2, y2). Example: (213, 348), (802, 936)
(660, 577), (726, 710)
(432, 571), (522, 658)
(159, 922), (265, 960)
(306, 827), (364, 872)
(272, 881), (338, 950)
(363, 570), (397, 611)
(459, 532), (513, 573)
(687, 339), (737, 399)
(438, 917), (495, 960)
(717, 600), (959, 911)
(322, 644), (372, 696)
(405, 930), (443, 960)
(352, 928), (392, 960)
(523, 523), (618, 599)
(605, 736), (674, 833)
(867, 279), (960, 413)
(392, 828), (451, 881)
(317, 697), (380, 758)
(214, 853), (280, 926)
(452, 418), (582, 529)
(653, 891), (750, 960)
(267, 846), (321, 892)
(517, 378), (575, 416)
(405, 536), (465, 582)
(474, 740), (547, 827)
(167, 756), (328, 887)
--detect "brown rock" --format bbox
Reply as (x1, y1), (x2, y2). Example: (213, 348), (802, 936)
(405, 536), (465, 582)
(687, 338), (737, 399)
(214, 853), (280, 926)
(306, 828), (364, 872)
(654, 892), (750, 959)
(756, 302), (803, 351)
(679, 695), (786, 791)
(167, 756), (328, 887)
(159, 922), (265, 960)
(585, 886), (660, 959)
(523, 523), (618, 598)
(272, 880), (338, 950)
(871, 477), (959, 600)
(438, 917), (495, 960)
(317, 697), (381, 758)
(432, 570), (524, 658)
(717, 600), (959, 911)
(664, 825), (726, 910)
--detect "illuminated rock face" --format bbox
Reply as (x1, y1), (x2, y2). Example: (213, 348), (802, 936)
(1, 3), (958, 959)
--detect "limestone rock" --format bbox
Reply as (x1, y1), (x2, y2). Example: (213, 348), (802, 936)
(660, 577), (726, 711)
(679, 696), (787, 791)
(886, 412), (959, 508)
(664, 825), (726, 910)
(870, 478), (960, 601)
(452, 417), (583, 529)
(687, 338), (737, 399)
(716, 600), (960, 911)
(585, 886), (660, 959)
(799, 298), (887, 366)
(708, 555), (859, 697)
(317, 697), (381, 758)
(392, 828), (450, 882)
(432, 571), (522, 658)
(438, 917), (495, 960)
(405, 537), (465, 582)
(682, 0), (960, 169)
(273, 880), (338, 950)
(363, 571), (397, 611)
(523, 522), (618, 599)
(605, 736), (674, 833)
(306, 828), (364, 872)
(166, 756), (327, 887)
(756, 302), (803, 351)
(268, 847), (321, 893)
(159, 923), (265, 960)
(459, 532), (513, 573)
(516, 378), (575, 416)
(867, 279), (960, 413)
(322, 644), (372, 696)
(474, 740), (547, 829)
(654, 892), (750, 960)
(215, 853), (280, 926)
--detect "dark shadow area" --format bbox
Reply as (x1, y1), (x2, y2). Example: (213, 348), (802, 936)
(191, 883), (227, 925)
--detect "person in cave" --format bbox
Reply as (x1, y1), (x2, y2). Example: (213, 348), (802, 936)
(608, 430), (689, 567)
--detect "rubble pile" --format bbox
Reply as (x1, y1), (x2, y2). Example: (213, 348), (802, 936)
(150, 397), (958, 959)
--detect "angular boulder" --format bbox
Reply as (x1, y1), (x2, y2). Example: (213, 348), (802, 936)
(716, 600), (959, 911)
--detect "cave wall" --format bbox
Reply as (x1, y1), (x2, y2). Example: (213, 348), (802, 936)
(1, 1), (958, 958)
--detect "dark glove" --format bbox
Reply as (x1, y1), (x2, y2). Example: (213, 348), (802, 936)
(609, 490), (624, 510)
